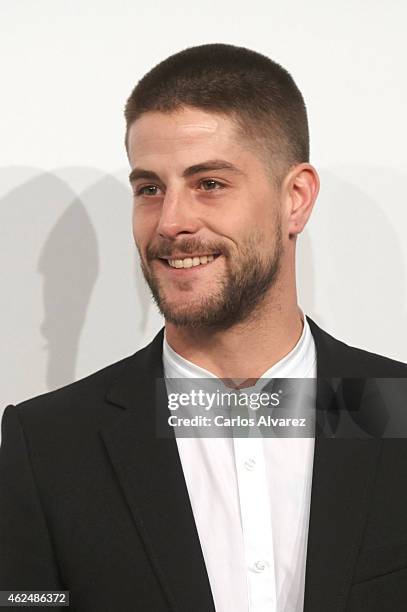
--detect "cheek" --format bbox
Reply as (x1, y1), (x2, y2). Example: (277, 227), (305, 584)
(131, 207), (139, 242)
(132, 216), (149, 258)
(132, 205), (153, 247)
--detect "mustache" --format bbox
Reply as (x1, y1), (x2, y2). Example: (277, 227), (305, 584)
(146, 238), (227, 260)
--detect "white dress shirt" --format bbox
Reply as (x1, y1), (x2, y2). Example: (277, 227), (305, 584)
(162, 314), (317, 612)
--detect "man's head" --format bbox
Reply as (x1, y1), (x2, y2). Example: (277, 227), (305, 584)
(125, 44), (319, 330)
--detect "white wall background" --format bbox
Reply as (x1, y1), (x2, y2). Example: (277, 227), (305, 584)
(1, 0), (406, 409)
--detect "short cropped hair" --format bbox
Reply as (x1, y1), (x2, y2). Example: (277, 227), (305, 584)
(124, 43), (309, 181)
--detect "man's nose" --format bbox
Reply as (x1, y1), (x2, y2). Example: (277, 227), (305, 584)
(157, 188), (201, 239)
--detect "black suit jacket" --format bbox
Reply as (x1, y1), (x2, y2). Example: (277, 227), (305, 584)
(1, 316), (407, 612)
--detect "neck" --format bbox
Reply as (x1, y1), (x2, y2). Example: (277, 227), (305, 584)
(164, 292), (304, 380)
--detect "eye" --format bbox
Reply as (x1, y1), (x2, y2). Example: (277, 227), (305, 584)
(199, 179), (224, 191)
(135, 184), (162, 196)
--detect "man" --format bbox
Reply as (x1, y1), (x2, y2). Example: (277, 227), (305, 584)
(1, 43), (407, 612)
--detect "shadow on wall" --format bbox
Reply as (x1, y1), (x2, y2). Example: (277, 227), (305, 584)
(39, 171), (156, 391)
(38, 197), (98, 390)
(0, 168), (155, 408)
(298, 167), (407, 361)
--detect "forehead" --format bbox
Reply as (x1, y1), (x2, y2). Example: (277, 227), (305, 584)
(127, 107), (245, 166)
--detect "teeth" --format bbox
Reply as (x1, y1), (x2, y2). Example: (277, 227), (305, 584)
(168, 255), (217, 268)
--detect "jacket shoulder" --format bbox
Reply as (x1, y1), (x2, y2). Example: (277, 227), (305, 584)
(11, 344), (149, 425)
(20, 353), (127, 401)
(306, 315), (407, 377)
(344, 343), (407, 376)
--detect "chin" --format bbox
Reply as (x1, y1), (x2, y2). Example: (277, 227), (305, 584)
(158, 297), (211, 326)
(161, 301), (237, 330)
(161, 303), (206, 324)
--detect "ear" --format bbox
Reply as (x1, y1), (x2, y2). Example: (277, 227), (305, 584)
(283, 164), (320, 237)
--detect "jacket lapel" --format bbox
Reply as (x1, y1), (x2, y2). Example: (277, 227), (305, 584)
(99, 330), (216, 612)
(304, 317), (382, 612)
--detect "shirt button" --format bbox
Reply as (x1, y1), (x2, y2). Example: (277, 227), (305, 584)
(244, 457), (256, 471)
(253, 559), (269, 573)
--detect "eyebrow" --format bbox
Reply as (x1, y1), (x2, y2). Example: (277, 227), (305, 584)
(128, 159), (245, 185)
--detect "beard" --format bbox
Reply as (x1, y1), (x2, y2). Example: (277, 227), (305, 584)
(138, 225), (283, 331)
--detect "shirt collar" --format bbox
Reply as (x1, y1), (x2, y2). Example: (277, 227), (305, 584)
(163, 310), (316, 385)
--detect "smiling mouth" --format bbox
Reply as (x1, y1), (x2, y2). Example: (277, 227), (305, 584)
(159, 254), (221, 269)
